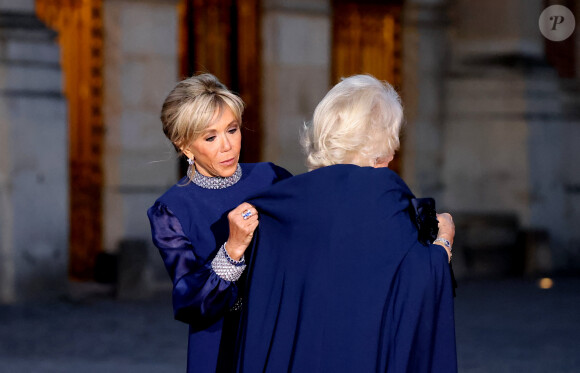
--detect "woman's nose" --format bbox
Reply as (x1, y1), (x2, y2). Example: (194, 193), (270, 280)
(220, 136), (232, 152)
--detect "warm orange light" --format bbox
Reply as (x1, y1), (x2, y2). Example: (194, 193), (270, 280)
(538, 278), (554, 289)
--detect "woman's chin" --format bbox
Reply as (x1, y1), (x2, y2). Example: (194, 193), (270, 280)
(217, 163), (238, 177)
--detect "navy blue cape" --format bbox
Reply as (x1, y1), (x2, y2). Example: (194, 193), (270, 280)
(236, 164), (457, 373)
(147, 162), (292, 372)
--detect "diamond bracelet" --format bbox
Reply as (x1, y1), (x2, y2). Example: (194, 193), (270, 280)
(211, 243), (246, 282)
(433, 237), (452, 250)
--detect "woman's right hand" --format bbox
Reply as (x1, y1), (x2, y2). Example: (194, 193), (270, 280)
(436, 213), (454, 245)
(225, 202), (259, 261)
(435, 213), (455, 261)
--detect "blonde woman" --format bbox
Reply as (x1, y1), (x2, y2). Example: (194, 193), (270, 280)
(147, 73), (291, 372)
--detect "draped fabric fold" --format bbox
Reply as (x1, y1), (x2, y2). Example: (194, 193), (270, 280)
(236, 164), (457, 373)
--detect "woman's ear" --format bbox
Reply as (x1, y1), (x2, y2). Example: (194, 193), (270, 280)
(182, 147), (194, 160)
(374, 154), (394, 168)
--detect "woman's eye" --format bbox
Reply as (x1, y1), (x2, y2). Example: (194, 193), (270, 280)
(228, 127), (238, 134)
(205, 136), (216, 142)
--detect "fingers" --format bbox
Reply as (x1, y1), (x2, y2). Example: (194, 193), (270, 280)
(246, 218), (259, 236)
(239, 209), (258, 226)
(436, 212), (455, 247)
(241, 208), (257, 221)
(436, 213), (454, 229)
(231, 203), (258, 221)
(436, 213), (453, 224)
(228, 204), (258, 222)
(237, 202), (257, 214)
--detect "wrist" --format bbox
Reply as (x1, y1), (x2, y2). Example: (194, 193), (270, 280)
(211, 243), (246, 282)
(224, 241), (244, 261)
(434, 237), (451, 249)
(436, 233), (453, 246)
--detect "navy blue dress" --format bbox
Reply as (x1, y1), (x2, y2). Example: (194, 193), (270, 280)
(147, 162), (292, 373)
(236, 164), (457, 372)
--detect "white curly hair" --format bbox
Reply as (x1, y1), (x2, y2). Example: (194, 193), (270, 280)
(301, 74), (403, 170)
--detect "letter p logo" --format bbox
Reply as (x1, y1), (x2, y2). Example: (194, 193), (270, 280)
(539, 5), (575, 41)
(550, 15), (565, 30)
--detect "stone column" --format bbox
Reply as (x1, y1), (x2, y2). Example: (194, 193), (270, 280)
(102, 0), (180, 292)
(261, 0), (331, 174)
(439, 0), (579, 274)
(0, 2), (68, 302)
(401, 0), (449, 200)
(441, 0), (547, 224)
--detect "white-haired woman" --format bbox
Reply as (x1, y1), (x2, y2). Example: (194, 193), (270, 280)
(236, 74), (457, 372)
(147, 73), (291, 372)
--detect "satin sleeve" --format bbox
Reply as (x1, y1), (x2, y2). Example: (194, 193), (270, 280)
(147, 201), (238, 330)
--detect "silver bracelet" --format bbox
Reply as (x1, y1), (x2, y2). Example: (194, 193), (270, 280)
(223, 242), (245, 266)
(211, 243), (246, 282)
(433, 237), (452, 250)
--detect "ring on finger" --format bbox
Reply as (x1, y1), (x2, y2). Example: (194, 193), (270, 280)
(242, 209), (253, 220)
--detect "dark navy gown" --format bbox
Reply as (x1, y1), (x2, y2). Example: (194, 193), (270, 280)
(147, 162), (291, 373)
(236, 164), (457, 372)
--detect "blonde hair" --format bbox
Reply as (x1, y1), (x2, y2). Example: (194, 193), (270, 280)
(160, 73), (245, 154)
(301, 74), (403, 170)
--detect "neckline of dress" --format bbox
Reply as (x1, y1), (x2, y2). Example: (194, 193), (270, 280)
(191, 164), (243, 189)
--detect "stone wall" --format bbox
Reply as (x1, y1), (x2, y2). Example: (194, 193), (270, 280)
(261, 0), (331, 174)
(0, 8), (68, 302)
(441, 0), (580, 274)
(0, 0), (35, 12)
(401, 0), (448, 200)
(102, 0), (180, 290)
